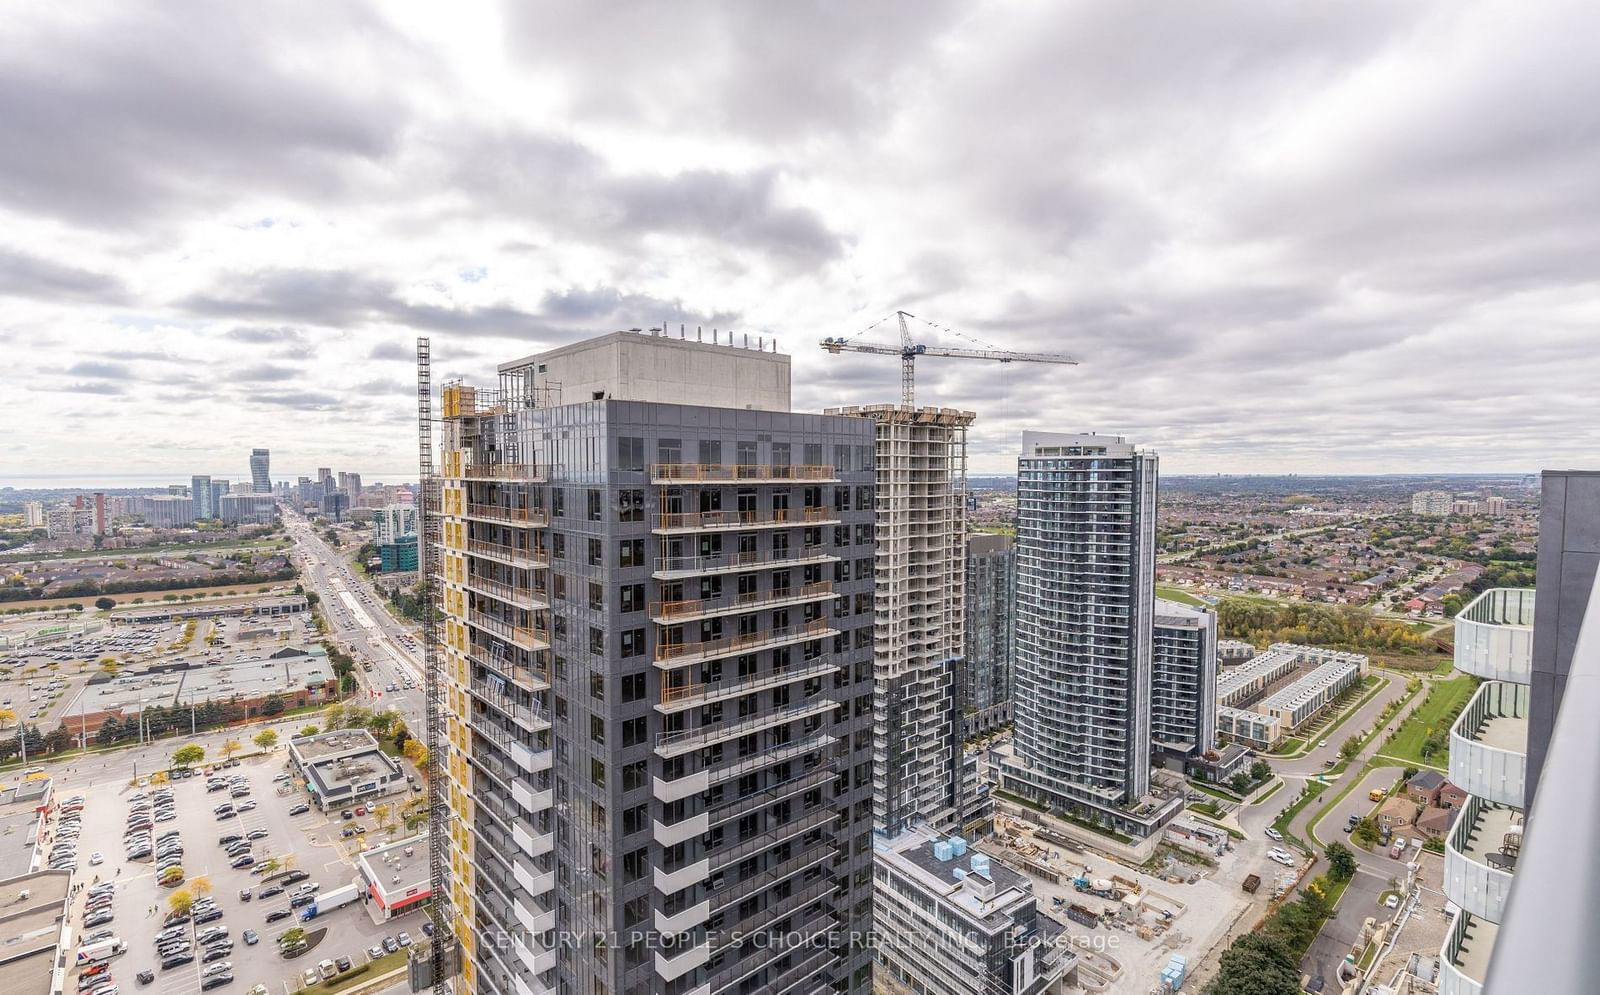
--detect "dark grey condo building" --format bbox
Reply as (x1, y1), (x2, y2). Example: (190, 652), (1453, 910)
(963, 532), (1015, 736)
(436, 331), (876, 995)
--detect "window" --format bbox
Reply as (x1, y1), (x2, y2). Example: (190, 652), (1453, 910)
(620, 583), (645, 613)
(591, 715), (606, 744)
(834, 445), (851, 472)
(735, 441), (757, 466)
(622, 760), (647, 791)
(698, 439), (722, 465)
(623, 804), (648, 836)
(620, 628), (646, 658)
(588, 582), (604, 611)
(589, 627), (605, 654)
(552, 489), (565, 518)
(618, 489), (644, 523)
(590, 672), (605, 700)
(622, 717), (647, 747)
(620, 538), (645, 568)
(617, 436), (645, 471)
(621, 673), (646, 702)
(658, 438), (681, 465)
(552, 534), (566, 560)
(834, 487), (850, 511)
(803, 443), (823, 466)
(587, 489), (603, 521)
(588, 538), (603, 566)
(591, 758), (606, 787)
(771, 442), (790, 469)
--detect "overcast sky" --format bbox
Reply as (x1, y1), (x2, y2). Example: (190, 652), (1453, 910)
(3, 0), (1596, 483)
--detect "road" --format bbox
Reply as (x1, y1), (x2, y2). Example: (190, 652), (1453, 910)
(280, 513), (427, 734)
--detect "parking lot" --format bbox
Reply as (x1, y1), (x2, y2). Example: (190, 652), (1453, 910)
(63, 750), (422, 993)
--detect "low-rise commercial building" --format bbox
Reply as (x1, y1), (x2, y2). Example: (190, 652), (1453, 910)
(873, 826), (1074, 995)
(111, 594), (307, 625)
(0, 870), (71, 995)
(288, 729), (406, 811)
(356, 835), (432, 923)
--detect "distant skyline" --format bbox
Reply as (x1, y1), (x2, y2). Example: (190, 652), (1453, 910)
(3, 1), (1598, 477)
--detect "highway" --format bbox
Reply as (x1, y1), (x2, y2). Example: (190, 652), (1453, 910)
(280, 512), (428, 734)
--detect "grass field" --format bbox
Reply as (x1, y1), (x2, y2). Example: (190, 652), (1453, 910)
(1155, 585), (1207, 607)
(0, 581), (298, 613)
(0, 536), (287, 565)
(1381, 674), (1478, 766)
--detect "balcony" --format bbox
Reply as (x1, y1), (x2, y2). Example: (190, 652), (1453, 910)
(652, 506), (840, 534)
(465, 504), (550, 527)
(1439, 909), (1496, 995)
(460, 462), (550, 482)
(513, 894), (556, 935)
(653, 857), (709, 895)
(512, 859), (555, 900)
(1454, 588), (1535, 684)
(1449, 681), (1528, 808)
(654, 937), (711, 983)
(471, 681), (552, 733)
(652, 546), (839, 580)
(468, 612), (550, 652)
(654, 698), (837, 757)
(705, 732), (838, 786)
(654, 899), (710, 936)
(466, 574), (548, 611)
(468, 650), (550, 693)
(653, 811), (709, 847)
(658, 658), (840, 712)
(653, 769), (711, 804)
(467, 539), (549, 570)
(650, 581), (833, 623)
(654, 618), (836, 666)
(512, 817), (554, 858)
(1444, 795), (1521, 923)
(650, 463), (838, 484)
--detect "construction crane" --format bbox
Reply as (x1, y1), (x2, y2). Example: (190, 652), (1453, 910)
(820, 310), (1078, 405)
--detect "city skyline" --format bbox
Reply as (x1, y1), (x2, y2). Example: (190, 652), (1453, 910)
(4, 1), (1598, 479)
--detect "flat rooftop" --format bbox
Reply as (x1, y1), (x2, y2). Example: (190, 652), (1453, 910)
(876, 826), (1032, 930)
(358, 835), (430, 896)
(304, 749), (401, 798)
(291, 728), (382, 763)
(0, 869), (70, 995)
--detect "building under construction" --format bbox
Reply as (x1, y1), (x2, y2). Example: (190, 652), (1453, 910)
(425, 329), (876, 995)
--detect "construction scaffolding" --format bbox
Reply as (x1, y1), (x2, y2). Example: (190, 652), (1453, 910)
(416, 337), (453, 995)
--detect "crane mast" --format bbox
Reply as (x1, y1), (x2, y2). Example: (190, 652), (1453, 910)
(820, 309), (1078, 405)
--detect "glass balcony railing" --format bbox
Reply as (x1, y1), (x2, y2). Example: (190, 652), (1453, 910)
(1449, 681), (1528, 808)
(1454, 588), (1535, 684)
(1444, 794), (1522, 923)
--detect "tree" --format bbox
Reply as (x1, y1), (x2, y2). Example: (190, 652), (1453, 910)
(369, 709), (400, 738)
(323, 703), (345, 730)
(1249, 760), (1271, 783)
(1352, 817), (1381, 849)
(173, 744), (205, 768)
(373, 803), (392, 830)
(300, 725), (319, 737)
(279, 926), (307, 949)
(280, 852), (298, 872)
(262, 693), (285, 716)
(99, 658), (119, 677)
(220, 739), (241, 760)
(402, 739), (428, 768)
(0, 708), (14, 729)
(1200, 932), (1300, 995)
(1229, 771), (1251, 794)
(1340, 734), (1362, 760)
(1403, 765), (1420, 782)
(190, 875), (212, 897)
(260, 857), (281, 876)
(94, 597), (115, 610)
(1325, 842), (1357, 881)
(254, 729), (279, 751)
(168, 891), (194, 916)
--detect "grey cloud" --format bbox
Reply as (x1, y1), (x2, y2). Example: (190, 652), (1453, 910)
(0, 2), (414, 229)
(368, 341), (414, 362)
(227, 326), (306, 345)
(255, 390), (342, 410)
(0, 248), (128, 303)
(234, 363), (303, 383)
(57, 381), (125, 395)
(63, 360), (131, 379)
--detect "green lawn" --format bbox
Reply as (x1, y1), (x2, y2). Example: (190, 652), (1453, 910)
(1156, 585), (1207, 607)
(1272, 781), (1327, 851)
(1270, 737), (1308, 756)
(1382, 675), (1478, 766)
(291, 950), (407, 995)
(0, 536), (286, 565)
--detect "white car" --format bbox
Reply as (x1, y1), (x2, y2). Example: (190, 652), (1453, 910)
(1319, 740), (1329, 748)
(1269, 852), (1296, 867)
(88, 851), (105, 866)
(1264, 828), (1283, 842)
(1384, 894), (1400, 909)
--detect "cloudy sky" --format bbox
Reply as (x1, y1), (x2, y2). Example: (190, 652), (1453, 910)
(3, 0), (1597, 483)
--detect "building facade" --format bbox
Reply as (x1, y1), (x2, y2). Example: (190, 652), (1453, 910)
(873, 827), (1073, 995)
(1151, 598), (1218, 763)
(435, 332), (876, 995)
(375, 504), (420, 545)
(998, 433), (1182, 840)
(825, 404), (974, 838)
(250, 448), (271, 492)
(143, 495), (194, 529)
(218, 492), (277, 525)
(962, 533), (1015, 736)
(1412, 490), (1453, 515)
(192, 474), (213, 520)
